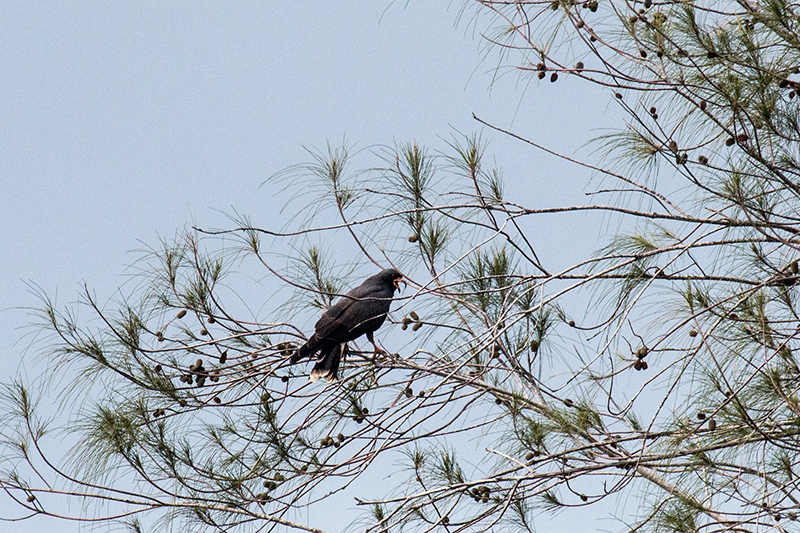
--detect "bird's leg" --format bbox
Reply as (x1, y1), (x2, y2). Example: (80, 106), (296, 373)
(367, 331), (386, 358)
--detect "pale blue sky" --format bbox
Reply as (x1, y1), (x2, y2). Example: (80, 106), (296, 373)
(0, 2), (616, 531)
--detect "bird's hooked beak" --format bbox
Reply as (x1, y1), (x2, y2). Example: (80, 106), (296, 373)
(394, 276), (406, 292)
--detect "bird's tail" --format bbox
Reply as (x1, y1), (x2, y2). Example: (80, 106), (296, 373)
(309, 343), (344, 383)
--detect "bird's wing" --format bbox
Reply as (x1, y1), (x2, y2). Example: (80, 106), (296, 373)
(314, 283), (385, 342)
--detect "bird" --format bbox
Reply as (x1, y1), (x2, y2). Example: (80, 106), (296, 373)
(291, 268), (404, 383)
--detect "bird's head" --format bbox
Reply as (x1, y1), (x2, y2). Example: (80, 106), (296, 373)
(379, 268), (405, 292)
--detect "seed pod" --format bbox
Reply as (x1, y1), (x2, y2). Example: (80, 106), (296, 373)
(649, 106), (657, 115)
(301, 465), (309, 472)
(615, 92), (623, 99)
(200, 329), (209, 336)
(652, 114), (658, 120)
(677, 49), (688, 57)
(195, 359), (203, 369)
(699, 99), (707, 111)
(156, 331), (164, 342)
(26, 494), (35, 503)
(538, 71), (546, 79)
(634, 359), (643, 371)
(487, 343), (500, 359)
(697, 412), (706, 420)
(418, 390), (425, 397)
(736, 133), (749, 142)
(656, 49), (663, 57)
(177, 309), (187, 319)
(401, 323), (408, 330)
(780, 79), (790, 88)
(154, 364), (162, 373)
(405, 388), (414, 398)
(644, 0), (651, 7)
(576, 20), (585, 28)
(409, 311), (419, 321)
(640, 50), (647, 58)
(412, 322), (423, 331)
(338, 433), (345, 442)
(207, 316), (216, 324)
(196, 376), (205, 387)
(725, 137), (736, 146)
(636, 347), (648, 359)
(580, 494), (589, 501)
(564, 398), (575, 407)
(550, 72), (559, 82)
(590, 35), (597, 42)
(568, 320), (576, 327)
(402, 317), (412, 325)
(320, 438), (328, 447)
(525, 451), (535, 461)
(219, 351), (228, 364)
(214, 396), (221, 404)
(698, 155), (708, 165)
(530, 340), (540, 352)
(355, 416), (364, 424)
(281, 375), (289, 383)
(708, 419), (717, 431)
(362, 407), (369, 414)
(408, 234), (419, 243)
(668, 140), (678, 153)
(495, 398), (503, 405)
(629, 16), (638, 23)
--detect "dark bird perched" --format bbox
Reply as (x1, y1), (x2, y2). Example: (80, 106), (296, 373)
(292, 268), (404, 383)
